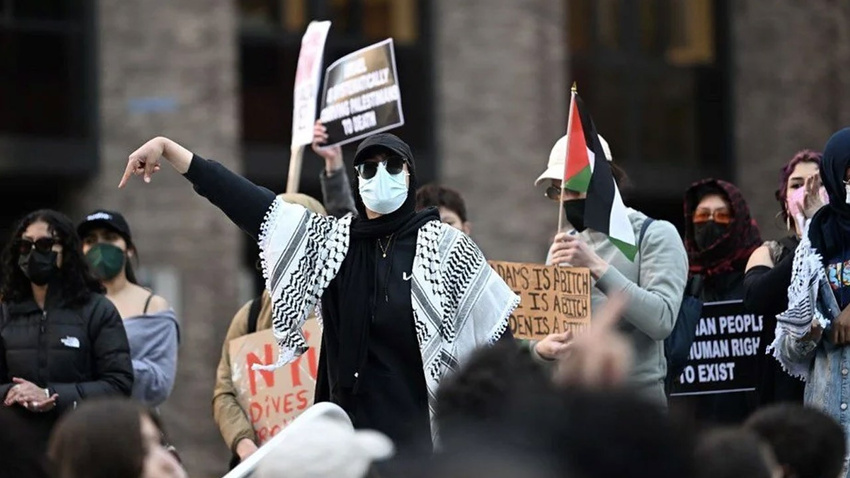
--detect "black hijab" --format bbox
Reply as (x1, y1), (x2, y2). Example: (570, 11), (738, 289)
(809, 128), (850, 258)
(335, 133), (439, 390)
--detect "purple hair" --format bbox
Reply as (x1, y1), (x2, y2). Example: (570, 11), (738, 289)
(776, 150), (823, 219)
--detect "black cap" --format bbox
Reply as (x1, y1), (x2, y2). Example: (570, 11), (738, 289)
(353, 133), (415, 174)
(77, 210), (132, 242)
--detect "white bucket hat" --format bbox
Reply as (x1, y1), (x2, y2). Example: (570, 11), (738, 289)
(253, 402), (394, 478)
(534, 134), (612, 186)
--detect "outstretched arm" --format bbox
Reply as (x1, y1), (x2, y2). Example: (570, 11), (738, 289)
(120, 137), (276, 240)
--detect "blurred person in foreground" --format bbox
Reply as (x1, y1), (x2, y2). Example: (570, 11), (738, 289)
(415, 184), (471, 234)
(119, 133), (518, 454)
(48, 398), (186, 478)
(0, 209), (133, 460)
(674, 178), (761, 423)
(77, 210), (179, 408)
(773, 128), (850, 477)
(745, 150), (823, 406)
(214, 194), (328, 468)
(694, 428), (782, 478)
(532, 133), (688, 406)
(746, 403), (846, 478)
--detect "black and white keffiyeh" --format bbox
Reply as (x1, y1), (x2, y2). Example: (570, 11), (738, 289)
(255, 197), (519, 438)
(768, 223), (831, 380)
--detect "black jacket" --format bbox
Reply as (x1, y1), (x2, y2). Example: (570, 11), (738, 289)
(0, 285), (133, 433)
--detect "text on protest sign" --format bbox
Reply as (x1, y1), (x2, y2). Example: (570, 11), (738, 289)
(669, 300), (762, 397)
(319, 38), (404, 147)
(229, 319), (322, 445)
(489, 261), (591, 340)
(291, 21), (332, 147)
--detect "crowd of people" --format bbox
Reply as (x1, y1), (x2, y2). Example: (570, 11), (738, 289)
(2, 119), (850, 478)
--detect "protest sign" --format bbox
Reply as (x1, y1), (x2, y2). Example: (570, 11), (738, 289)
(229, 319), (322, 445)
(669, 300), (762, 396)
(291, 20), (331, 148)
(318, 38), (404, 147)
(287, 20), (332, 194)
(489, 261), (591, 340)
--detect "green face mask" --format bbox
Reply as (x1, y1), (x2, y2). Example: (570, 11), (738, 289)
(86, 243), (126, 281)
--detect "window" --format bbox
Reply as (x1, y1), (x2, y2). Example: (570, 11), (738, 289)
(0, 0), (89, 138)
(567, 0), (727, 175)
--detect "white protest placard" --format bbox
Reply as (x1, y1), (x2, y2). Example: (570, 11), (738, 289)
(291, 21), (332, 148)
(318, 38), (404, 147)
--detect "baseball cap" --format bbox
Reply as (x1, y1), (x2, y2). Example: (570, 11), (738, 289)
(254, 402), (394, 478)
(353, 133), (415, 172)
(77, 210), (132, 242)
(534, 134), (613, 186)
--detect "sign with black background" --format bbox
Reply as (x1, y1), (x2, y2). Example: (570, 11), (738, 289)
(319, 38), (403, 147)
(669, 300), (763, 396)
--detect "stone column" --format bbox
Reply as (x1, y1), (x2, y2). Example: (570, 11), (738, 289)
(433, 0), (568, 261)
(68, 1), (242, 475)
(732, 0), (850, 236)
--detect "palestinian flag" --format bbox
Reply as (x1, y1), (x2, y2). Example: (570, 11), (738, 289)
(563, 93), (637, 261)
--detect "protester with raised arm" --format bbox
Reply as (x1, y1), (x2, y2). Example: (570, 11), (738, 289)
(120, 133), (518, 453)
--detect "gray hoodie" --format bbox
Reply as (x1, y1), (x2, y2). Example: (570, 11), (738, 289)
(123, 310), (180, 407)
(548, 208), (688, 405)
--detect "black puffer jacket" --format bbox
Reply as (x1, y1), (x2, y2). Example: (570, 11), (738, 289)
(0, 285), (133, 424)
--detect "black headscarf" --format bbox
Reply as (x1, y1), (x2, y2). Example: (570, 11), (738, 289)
(809, 128), (850, 258)
(334, 133), (439, 390)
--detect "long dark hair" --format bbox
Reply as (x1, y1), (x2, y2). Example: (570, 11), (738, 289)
(1, 209), (103, 305)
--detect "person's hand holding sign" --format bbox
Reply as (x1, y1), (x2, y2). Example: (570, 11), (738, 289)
(549, 232), (610, 279)
(534, 331), (574, 360)
(554, 293), (632, 389)
(312, 120), (344, 174)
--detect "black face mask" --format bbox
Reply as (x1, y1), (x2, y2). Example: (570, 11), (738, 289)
(18, 250), (59, 286)
(563, 199), (587, 232)
(693, 221), (728, 251)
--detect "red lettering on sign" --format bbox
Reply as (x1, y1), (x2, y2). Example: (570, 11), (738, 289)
(247, 344), (275, 396)
(250, 402), (262, 424)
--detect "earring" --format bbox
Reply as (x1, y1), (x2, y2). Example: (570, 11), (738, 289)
(786, 215), (791, 231)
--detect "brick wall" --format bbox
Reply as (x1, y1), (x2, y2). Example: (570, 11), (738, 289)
(732, 0), (850, 239)
(433, 0), (568, 262)
(67, 1), (242, 476)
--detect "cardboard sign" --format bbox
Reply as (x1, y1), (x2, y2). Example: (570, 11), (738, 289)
(291, 21), (332, 147)
(318, 38), (404, 147)
(489, 261), (591, 340)
(229, 320), (322, 445)
(669, 300), (762, 396)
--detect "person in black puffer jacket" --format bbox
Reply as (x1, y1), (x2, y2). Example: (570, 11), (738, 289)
(0, 209), (133, 463)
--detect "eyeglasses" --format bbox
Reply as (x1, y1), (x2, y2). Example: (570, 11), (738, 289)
(356, 156), (406, 180)
(693, 209), (732, 225)
(16, 237), (59, 255)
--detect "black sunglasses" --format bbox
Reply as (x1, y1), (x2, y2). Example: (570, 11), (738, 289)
(356, 156), (406, 180)
(545, 186), (562, 201)
(16, 237), (59, 255)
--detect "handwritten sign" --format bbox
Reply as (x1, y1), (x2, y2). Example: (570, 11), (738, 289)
(319, 38), (404, 147)
(489, 261), (591, 340)
(291, 21), (332, 147)
(229, 319), (322, 445)
(669, 300), (762, 396)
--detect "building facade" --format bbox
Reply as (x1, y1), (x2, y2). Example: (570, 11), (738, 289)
(1, 1), (849, 476)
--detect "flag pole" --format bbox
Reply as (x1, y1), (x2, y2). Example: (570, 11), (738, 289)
(557, 83), (578, 233)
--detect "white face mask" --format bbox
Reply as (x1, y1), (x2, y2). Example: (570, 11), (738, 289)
(845, 182), (850, 205)
(358, 162), (408, 214)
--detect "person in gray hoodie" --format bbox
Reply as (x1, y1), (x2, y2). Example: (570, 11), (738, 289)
(78, 210), (180, 407)
(531, 134), (688, 406)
